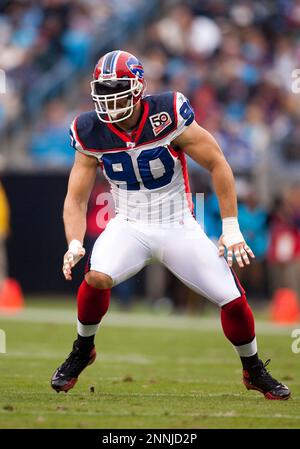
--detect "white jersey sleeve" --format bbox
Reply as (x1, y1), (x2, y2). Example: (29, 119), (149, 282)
(169, 92), (195, 141)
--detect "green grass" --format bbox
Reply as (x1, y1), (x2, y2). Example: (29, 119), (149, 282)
(0, 300), (299, 429)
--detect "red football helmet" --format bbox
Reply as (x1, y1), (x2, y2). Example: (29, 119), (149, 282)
(91, 50), (145, 123)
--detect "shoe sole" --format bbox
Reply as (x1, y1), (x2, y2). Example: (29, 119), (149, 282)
(243, 378), (291, 400)
(51, 352), (96, 393)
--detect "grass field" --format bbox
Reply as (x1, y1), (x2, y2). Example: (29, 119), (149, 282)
(0, 298), (299, 429)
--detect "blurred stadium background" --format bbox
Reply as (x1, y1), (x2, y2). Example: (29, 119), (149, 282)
(1, 0), (300, 310)
(0, 0), (300, 429)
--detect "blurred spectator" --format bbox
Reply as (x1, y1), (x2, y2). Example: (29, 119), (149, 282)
(155, 4), (221, 57)
(204, 181), (270, 299)
(29, 99), (73, 167)
(0, 77), (22, 134)
(140, 0), (300, 185)
(0, 181), (10, 287)
(204, 191), (221, 244)
(280, 118), (300, 162)
(268, 185), (300, 299)
(0, 0), (150, 143)
(234, 180), (269, 299)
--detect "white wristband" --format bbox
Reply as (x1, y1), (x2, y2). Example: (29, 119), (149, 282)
(222, 217), (244, 248)
(68, 239), (83, 254)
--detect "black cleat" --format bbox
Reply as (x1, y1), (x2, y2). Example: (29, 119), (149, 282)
(51, 340), (96, 393)
(243, 359), (291, 400)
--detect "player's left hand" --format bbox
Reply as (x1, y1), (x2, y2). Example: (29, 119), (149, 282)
(218, 236), (255, 268)
(218, 217), (255, 268)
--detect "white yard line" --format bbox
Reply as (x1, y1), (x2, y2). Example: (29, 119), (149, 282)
(2, 351), (152, 365)
(0, 408), (300, 420)
(2, 350), (240, 365)
(0, 307), (298, 335)
(1, 388), (299, 399)
(0, 392), (244, 398)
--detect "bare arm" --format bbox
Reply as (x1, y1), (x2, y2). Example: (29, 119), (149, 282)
(64, 151), (98, 245)
(173, 121), (237, 218)
(172, 121), (255, 267)
(62, 151), (98, 280)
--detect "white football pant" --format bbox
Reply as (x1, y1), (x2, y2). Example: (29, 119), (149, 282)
(89, 214), (242, 307)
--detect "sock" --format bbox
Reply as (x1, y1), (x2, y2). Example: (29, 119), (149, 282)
(221, 294), (259, 368)
(76, 279), (110, 351)
(77, 334), (95, 352)
(240, 353), (260, 371)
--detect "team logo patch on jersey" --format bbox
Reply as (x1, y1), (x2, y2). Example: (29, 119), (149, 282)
(149, 112), (172, 136)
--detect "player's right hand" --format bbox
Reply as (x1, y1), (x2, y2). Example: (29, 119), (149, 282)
(63, 239), (86, 281)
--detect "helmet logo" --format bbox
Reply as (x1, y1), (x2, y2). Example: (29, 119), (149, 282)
(126, 56), (144, 79)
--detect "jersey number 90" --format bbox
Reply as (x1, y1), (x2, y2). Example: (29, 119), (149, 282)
(101, 146), (175, 190)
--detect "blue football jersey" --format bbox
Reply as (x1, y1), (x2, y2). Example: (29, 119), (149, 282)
(70, 91), (195, 223)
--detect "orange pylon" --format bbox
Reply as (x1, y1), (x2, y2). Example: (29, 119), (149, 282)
(0, 278), (25, 314)
(270, 288), (300, 324)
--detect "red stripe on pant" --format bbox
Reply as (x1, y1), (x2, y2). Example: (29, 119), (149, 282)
(77, 280), (110, 324)
(230, 267), (245, 296)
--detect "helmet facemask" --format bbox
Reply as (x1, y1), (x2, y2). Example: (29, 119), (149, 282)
(90, 77), (143, 124)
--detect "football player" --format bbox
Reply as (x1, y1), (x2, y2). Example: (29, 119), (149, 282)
(51, 50), (290, 400)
